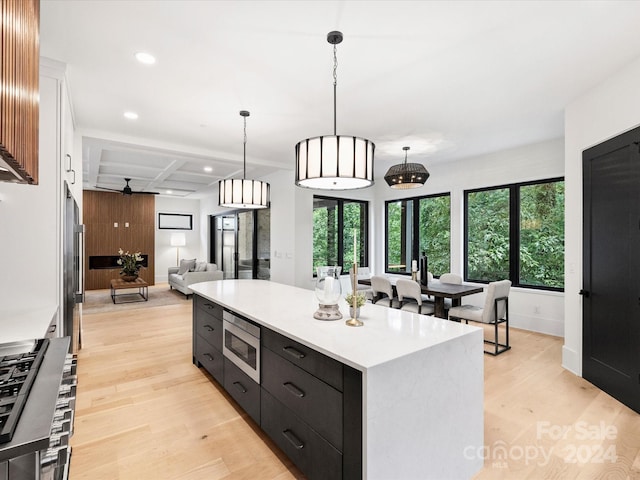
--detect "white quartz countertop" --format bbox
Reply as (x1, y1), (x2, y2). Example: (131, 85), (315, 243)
(190, 279), (480, 372)
(0, 305), (57, 344)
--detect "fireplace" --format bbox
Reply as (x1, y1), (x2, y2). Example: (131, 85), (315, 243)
(89, 254), (149, 270)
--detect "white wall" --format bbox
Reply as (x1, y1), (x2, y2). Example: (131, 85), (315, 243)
(197, 139), (565, 336)
(155, 196), (201, 283)
(0, 61), (64, 315)
(563, 54), (640, 375)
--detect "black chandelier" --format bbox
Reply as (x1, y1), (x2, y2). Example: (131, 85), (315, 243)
(384, 146), (430, 189)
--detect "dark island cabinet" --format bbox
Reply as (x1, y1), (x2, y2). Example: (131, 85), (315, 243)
(261, 328), (362, 480)
(192, 295), (362, 480)
(223, 358), (260, 424)
(192, 295), (224, 384)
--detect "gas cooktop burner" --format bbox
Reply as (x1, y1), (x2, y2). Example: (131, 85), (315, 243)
(0, 338), (49, 443)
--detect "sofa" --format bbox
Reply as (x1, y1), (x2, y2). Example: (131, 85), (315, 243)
(168, 259), (223, 297)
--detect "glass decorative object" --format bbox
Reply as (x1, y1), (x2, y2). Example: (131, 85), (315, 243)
(313, 266), (342, 320)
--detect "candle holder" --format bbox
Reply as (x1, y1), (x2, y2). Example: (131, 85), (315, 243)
(345, 262), (364, 327)
(314, 266), (343, 320)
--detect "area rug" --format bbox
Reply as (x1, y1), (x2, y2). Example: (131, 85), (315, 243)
(82, 283), (189, 314)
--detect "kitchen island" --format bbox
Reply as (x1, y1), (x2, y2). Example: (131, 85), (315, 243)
(191, 279), (483, 479)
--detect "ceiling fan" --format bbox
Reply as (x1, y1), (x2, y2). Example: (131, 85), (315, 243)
(95, 178), (159, 195)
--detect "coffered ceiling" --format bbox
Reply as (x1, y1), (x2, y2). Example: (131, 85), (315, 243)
(39, 1), (640, 198)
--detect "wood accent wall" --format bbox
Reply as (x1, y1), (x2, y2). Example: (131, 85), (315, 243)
(83, 191), (155, 290)
(0, 0), (40, 184)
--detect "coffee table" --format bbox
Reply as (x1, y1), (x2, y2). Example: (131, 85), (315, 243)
(110, 278), (149, 304)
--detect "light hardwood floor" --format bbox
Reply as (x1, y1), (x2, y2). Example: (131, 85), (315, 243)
(70, 295), (640, 480)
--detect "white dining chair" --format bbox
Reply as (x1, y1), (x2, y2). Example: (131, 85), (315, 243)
(396, 279), (435, 315)
(370, 275), (399, 308)
(439, 273), (462, 284)
(448, 280), (511, 355)
(439, 272), (462, 310)
(349, 266), (373, 301)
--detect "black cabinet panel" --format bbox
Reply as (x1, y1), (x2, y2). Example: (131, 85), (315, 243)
(262, 347), (342, 451)
(261, 390), (342, 480)
(263, 328), (343, 391)
(223, 358), (260, 424)
(194, 295), (224, 322)
(194, 310), (222, 349)
(195, 334), (223, 384)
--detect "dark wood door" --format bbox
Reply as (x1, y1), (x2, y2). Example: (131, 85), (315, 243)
(583, 126), (640, 414)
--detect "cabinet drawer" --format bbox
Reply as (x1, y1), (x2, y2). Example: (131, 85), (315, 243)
(262, 347), (342, 451)
(223, 358), (260, 424)
(263, 328), (343, 391)
(195, 335), (223, 384)
(194, 309), (222, 349)
(261, 390), (342, 480)
(194, 295), (223, 321)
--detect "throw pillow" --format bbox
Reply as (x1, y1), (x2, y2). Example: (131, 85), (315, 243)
(177, 258), (196, 275)
(195, 261), (207, 272)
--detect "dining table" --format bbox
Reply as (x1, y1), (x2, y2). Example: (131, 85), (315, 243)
(359, 276), (484, 319)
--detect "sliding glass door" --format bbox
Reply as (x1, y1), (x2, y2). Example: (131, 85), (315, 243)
(211, 209), (270, 280)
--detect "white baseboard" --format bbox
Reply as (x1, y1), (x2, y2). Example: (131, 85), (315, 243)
(510, 313), (563, 337)
(562, 345), (581, 376)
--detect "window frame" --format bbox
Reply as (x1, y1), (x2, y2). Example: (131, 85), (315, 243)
(463, 177), (564, 291)
(312, 195), (369, 275)
(384, 192), (451, 277)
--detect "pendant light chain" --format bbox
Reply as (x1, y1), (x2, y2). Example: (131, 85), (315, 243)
(243, 113), (247, 179)
(333, 42), (338, 136)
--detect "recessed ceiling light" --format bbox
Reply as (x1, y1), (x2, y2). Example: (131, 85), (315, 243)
(203, 166), (213, 173)
(124, 111), (138, 120)
(166, 190), (173, 194)
(135, 52), (156, 65)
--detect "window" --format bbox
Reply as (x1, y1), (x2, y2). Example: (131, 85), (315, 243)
(464, 178), (564, 290)
(385, 193), (451, 276)
(313, 196), (368, 275)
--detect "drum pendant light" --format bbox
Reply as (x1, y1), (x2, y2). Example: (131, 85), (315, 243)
(295, 31), (375, 190)
(219, 111), (270, 209)
(384, 146), (430, 189)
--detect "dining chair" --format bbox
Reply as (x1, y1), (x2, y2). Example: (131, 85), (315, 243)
(349, 266), (374, 302)
(396, 279), (435, 315)
(420, 271), (436, 304)
(439, 272), (462, 311)
(370, 275), (399, 308)
(448, 280), (511, 355)
(439, 273), (462, 284)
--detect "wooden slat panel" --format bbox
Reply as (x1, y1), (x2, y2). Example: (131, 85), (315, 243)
(83, 191), (156, 290)
(0, 0), (39, 184)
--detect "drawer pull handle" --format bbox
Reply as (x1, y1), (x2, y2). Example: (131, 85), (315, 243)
(283, 382), (305, 398)
(282, 346), (305, 360)
(204, 353), (214, 361)
(204, 303), (214, 310)
(203, 324), (214, 332)
(233, 381), (247, 393)
(282, 429), (304, 449)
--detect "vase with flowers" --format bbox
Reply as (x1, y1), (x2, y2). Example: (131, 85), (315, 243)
(344, 291), (366, 319)
(117, 248), (143, 281)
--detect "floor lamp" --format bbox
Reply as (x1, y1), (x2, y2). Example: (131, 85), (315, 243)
(170, 233), (186, 266)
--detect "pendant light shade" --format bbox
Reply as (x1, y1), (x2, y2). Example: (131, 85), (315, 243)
(219, 111), (270, 209)
(384, 146), (430, 189)
(295, 31), (375, 190)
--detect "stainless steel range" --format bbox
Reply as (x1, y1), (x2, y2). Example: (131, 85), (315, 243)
(0, 338), (77, 480)
(0, 339), (48, 444)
